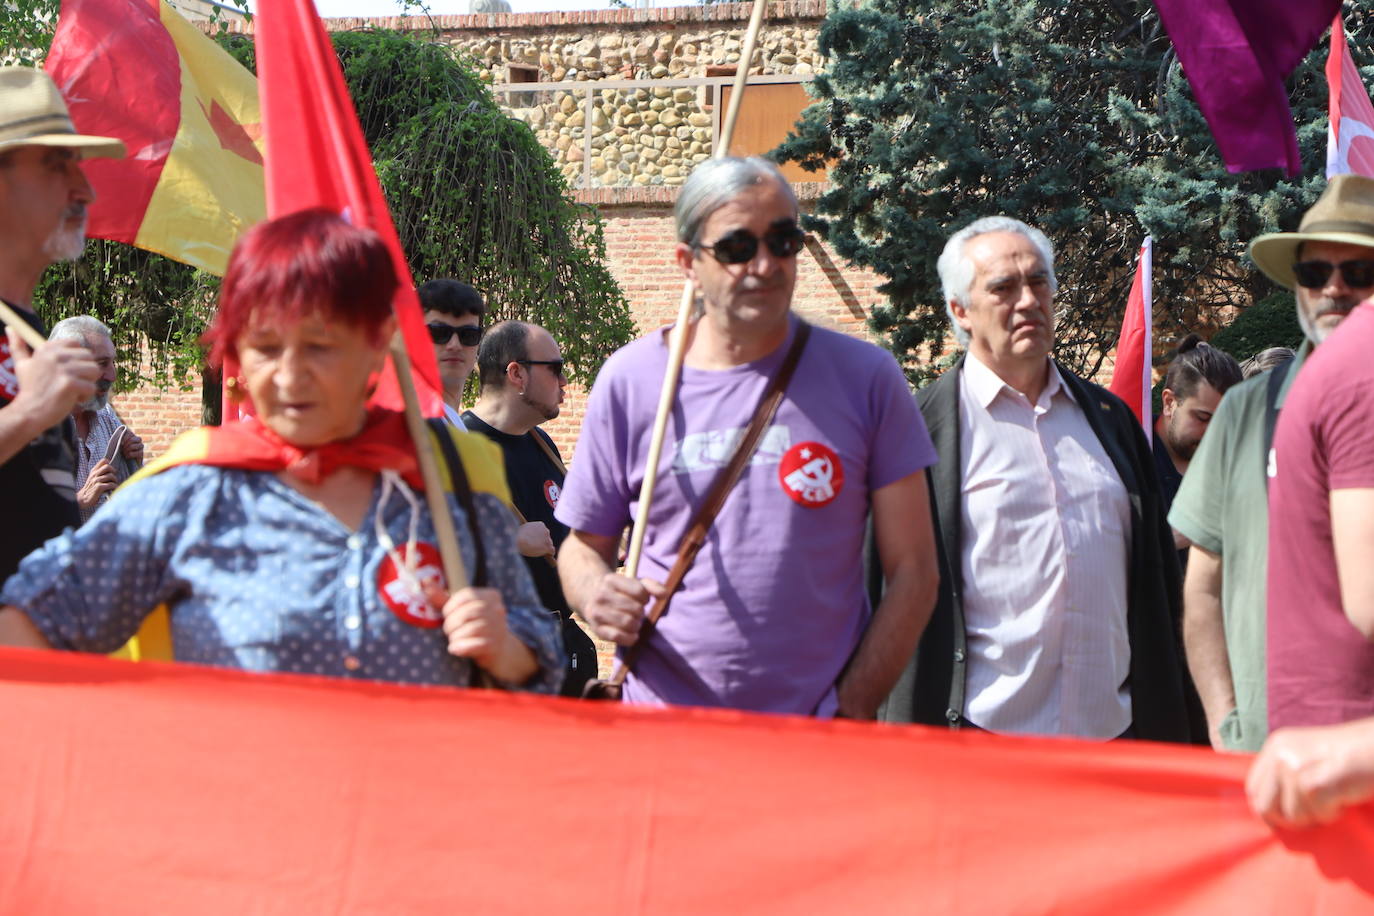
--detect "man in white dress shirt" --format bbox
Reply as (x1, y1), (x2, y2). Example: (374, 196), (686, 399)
(877, 216), (1191, 743)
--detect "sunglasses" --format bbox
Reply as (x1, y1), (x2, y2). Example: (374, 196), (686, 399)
(427, 323), (483, 347)
(518, 358), (566, 377)
(697, 223), (807, 265)
(1292, 259), (1374, 290)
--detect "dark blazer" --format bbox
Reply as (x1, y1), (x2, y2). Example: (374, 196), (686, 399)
(877, 356), (1191, 743)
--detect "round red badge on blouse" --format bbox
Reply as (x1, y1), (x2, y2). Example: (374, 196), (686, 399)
(544, 479), (561, 509)
(377, 542), (446, 628)
(778, 441), (844, 508)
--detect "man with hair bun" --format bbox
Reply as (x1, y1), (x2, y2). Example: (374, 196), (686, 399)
(1152, 333), (1242, 565)
(556, 156), (940, 717)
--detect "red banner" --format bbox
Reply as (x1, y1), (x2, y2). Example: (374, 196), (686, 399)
(1108, 238), (1153, 435)
(0, 648), (1371, 913)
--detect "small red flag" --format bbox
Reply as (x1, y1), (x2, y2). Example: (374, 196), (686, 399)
(1326, 15), (1374, 179)
(1108, 238), (1153, 438)
(235, 0), (443, 420)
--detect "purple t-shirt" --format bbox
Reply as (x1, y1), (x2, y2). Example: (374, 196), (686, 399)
(557, 315), (936, 715)
(1268, 302), (1374, 729)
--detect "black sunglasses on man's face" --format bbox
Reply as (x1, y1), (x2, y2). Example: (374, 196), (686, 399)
(1292, 259), (1374, 290)
(697, 222), (807, 265)
(427, 323), (483, 347)
(518, 359), (566, 378)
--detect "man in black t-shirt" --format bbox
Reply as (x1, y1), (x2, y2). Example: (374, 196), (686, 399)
(462, 320), (597, 696)
(0, 68), (122, 583)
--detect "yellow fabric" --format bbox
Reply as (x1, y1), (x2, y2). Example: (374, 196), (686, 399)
(135, 0), (265, 276)
(108, 424), (511, 663)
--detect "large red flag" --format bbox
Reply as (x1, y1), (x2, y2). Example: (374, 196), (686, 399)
(1326, 15), (1374, 179)
(0, 648), (1371, 913)
(1152, 0), (1340, 176)
(45, 0), (265, 276)
(1109, 238), (1153, 436)
(229, 0), (443, 420)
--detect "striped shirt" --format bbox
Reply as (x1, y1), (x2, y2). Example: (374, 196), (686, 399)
(957, 352), (1133, 739)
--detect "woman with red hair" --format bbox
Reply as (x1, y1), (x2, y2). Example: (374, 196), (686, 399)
(0, 209), (563, 693)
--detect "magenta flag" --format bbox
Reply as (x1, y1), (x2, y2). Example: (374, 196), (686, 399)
(1153, 0), (1340, 176)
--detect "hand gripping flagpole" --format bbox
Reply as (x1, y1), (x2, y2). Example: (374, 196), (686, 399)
(622, 0), (770, 580)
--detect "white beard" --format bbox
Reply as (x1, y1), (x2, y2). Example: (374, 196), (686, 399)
(42, 214), (87, 263)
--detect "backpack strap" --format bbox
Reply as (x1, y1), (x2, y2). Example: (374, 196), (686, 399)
(1262, 358), (1294, 491)
(427, 419), (489, 588)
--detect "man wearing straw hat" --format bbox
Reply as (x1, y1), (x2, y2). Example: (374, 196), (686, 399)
(1171, 174), (1374, 751)
(556, 156), (940, 718)
(0, 67), (124, 583)
(1263, 176), (1374, 734)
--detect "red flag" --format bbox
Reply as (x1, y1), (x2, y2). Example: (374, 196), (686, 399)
(230, 0), (443, 420)
(44, 0), (265, 276)
(1152, 0), (1340, 176)
(1, 648), (1372, 913)
(1109, 239), (1153, 436)
(1326, 15), (1374, 179)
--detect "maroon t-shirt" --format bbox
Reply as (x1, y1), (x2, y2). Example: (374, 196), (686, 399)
(1268, 303), (1374, 729)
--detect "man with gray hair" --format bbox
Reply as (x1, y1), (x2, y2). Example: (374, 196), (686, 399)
(0, 67), (122, 582)
(49, 316), (142, 521)
(878, 216), (1190, 742)
(556, 156), (940, 717)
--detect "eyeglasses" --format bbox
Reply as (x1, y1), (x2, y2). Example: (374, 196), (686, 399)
(1292, 259), (1374, 290)
(696, 224), (808, 265)
(518, 359), (566, 377)
(427, 323), (483, 347)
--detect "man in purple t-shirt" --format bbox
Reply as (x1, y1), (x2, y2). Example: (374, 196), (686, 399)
(1268, 300), (1374, 730)
(555, 157), (940, 718)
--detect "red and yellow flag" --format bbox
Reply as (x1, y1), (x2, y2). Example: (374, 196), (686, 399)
(45, 0), (264, 277)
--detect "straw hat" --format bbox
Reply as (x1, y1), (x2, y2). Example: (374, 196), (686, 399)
(0, 67), (124, 159)
(1249, 173), (1374, 289)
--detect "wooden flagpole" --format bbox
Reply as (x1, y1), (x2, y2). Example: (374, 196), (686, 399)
(622, 0), (770, 578)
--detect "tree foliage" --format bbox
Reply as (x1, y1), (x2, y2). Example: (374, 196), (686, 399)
(12, 25), (632, 400)
(776, 0), (1373, 384)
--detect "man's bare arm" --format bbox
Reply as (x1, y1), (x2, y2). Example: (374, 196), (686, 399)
(1330, 488), (1374, 640)
(835, 470), (939, 719)
(557, 529), (664, 646)
(1182, 545), (1236, 750)
(0, 606), (51, 649)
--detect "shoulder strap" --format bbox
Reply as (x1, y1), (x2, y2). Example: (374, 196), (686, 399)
(531, 428), (567, 476)
(427, 419), (489, 588)
(610, 320), (813, 686)
(1262, 359), (1294, 491)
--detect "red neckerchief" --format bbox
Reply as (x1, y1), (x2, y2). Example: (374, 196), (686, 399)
(200, 409), (423, 489)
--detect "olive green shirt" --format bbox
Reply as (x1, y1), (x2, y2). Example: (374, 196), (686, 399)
(1167, 343), (1308, 752)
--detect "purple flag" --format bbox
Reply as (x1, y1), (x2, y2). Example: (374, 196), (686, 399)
(1153, 0), (1341, 176)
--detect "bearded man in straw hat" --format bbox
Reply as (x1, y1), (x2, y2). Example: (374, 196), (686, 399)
(0, 66), (125, 583)
(1169, 173), (1374, 752)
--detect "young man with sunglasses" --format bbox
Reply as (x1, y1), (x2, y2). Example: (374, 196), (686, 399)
(556, 156), (940, 718)
(1170, 174), (1374, 751)
(417, 278), (485, 430)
